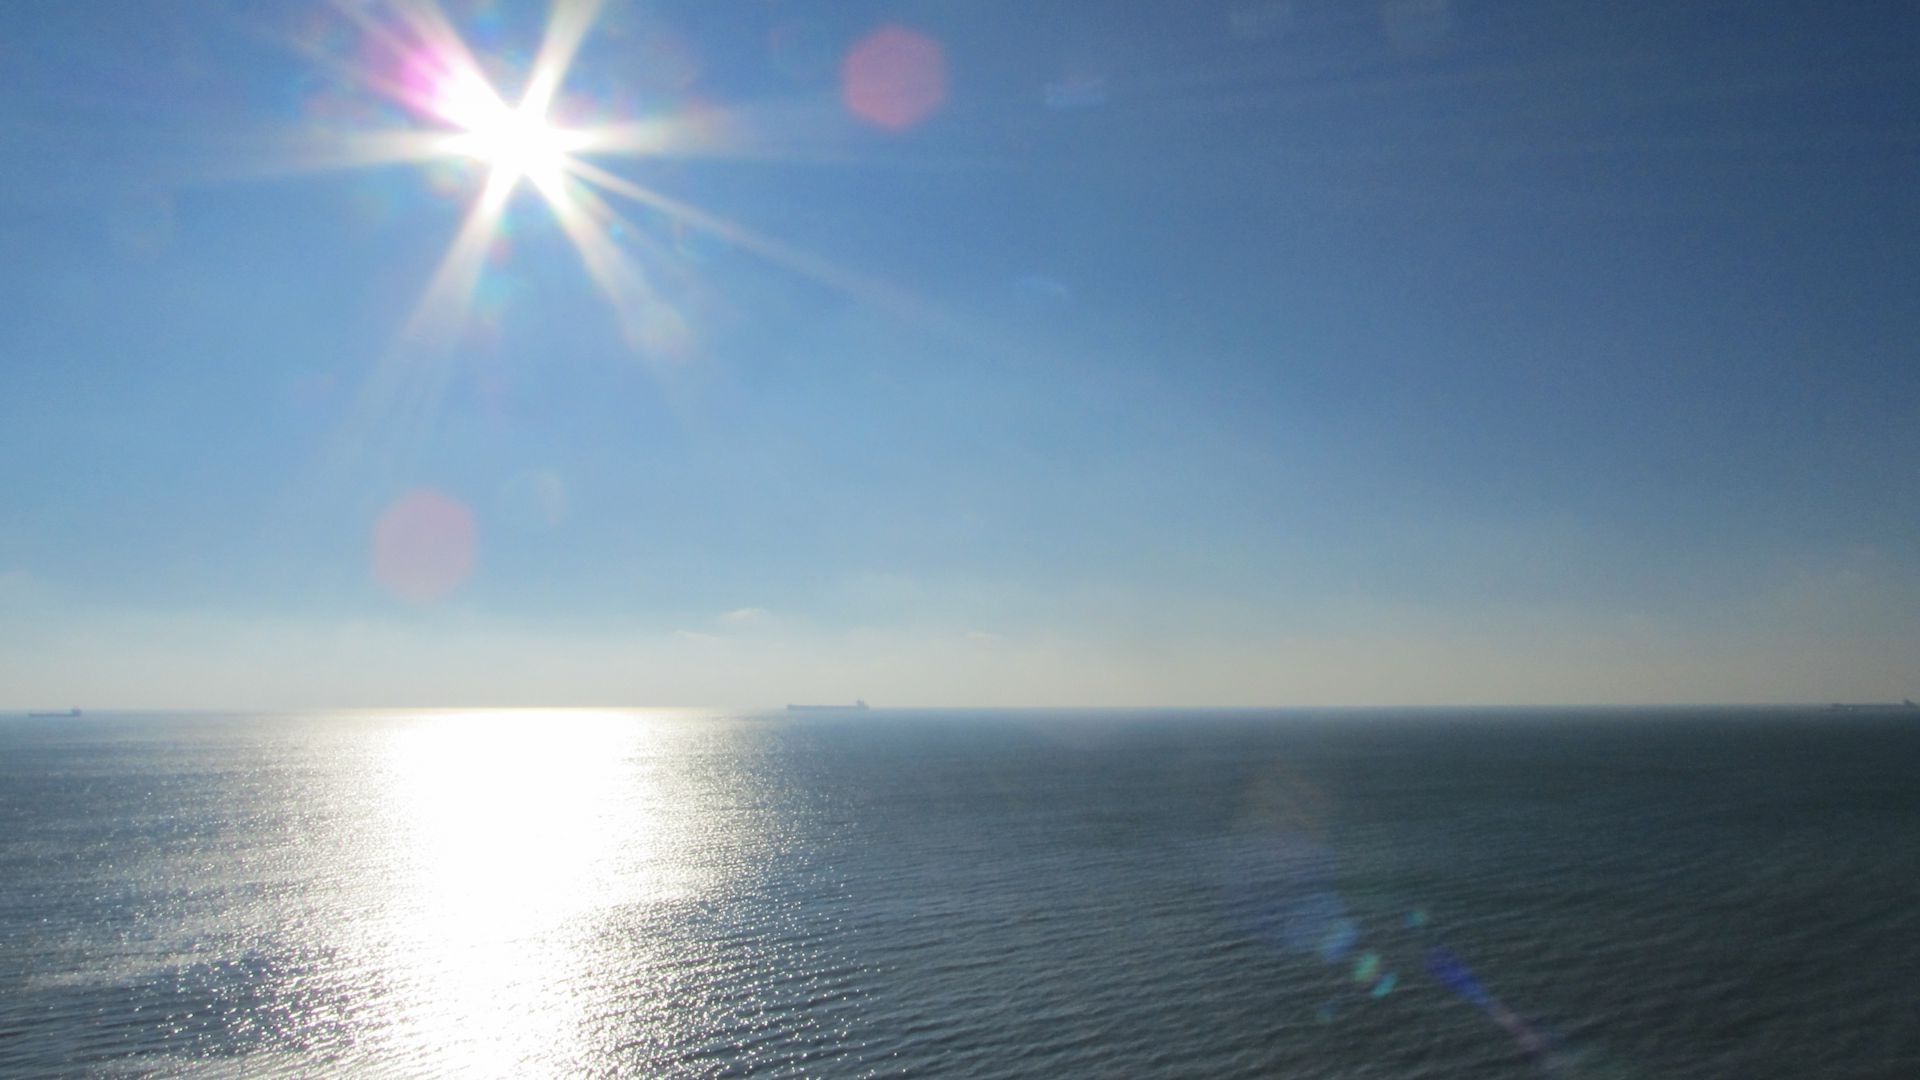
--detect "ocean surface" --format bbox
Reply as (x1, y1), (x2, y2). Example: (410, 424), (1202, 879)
(2, 708), (1917, 1078)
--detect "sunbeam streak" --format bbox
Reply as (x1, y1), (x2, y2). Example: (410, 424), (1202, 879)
(402, 170), (516, 348)
(522, 0), (604, 118)
(531, 171), (678, 359)
(562, 158), (930, 320)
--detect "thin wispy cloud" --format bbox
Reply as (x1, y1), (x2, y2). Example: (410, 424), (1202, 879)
(717, 607), (775, 627)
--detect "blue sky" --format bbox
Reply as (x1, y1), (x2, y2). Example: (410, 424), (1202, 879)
(2, 0), (1917, 707)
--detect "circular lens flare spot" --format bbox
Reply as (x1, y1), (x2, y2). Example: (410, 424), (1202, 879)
(373, 489), (477, 603)
(841, 26), (948, 131)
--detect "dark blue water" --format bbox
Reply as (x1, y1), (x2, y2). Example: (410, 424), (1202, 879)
(2, 708), (1917, 1077)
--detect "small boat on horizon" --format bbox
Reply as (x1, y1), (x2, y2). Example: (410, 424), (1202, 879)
(26, 708), (81, 718)
(1825, 699), (1917, 712)
(786, 699), (870, 712)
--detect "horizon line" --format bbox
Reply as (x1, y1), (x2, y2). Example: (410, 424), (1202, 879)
(6, 701), (1912, 715)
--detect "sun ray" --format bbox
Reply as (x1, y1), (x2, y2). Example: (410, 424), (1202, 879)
(562, 158), (928, 318)
(317, 0), (505, 128)
(327, 168), (516, 482)
(222, 130), (461, 180)
(402, 168), (517, 348)
(563, 95), (1009, 170)
(378, 0), (497, 92)
(522, 0), (605, 119)
(530, 171), (683, 358)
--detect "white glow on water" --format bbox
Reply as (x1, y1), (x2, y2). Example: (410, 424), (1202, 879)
(361, 709), (683, 1073)
(385, 710), (636, 923)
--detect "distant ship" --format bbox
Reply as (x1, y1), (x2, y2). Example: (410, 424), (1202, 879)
(1826, 699), (1918, 712)
(27, 708), (81, 718)
(786, 699), (870, 712)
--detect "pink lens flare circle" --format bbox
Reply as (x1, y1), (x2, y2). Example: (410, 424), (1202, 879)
(841, 26), (948, 131)
(372, 488), (477, 603)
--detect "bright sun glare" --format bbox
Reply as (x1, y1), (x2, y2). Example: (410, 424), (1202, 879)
(425, 61), (585, 190)
(447, 101), (584, 187)
(302, 0), (892, 361)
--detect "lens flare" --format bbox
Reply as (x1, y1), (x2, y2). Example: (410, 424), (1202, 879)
(841, 26), (949, 131)
(372, 488), (477, 603)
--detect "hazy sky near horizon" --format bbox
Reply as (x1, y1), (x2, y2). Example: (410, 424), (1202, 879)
(3, 0), (1917, 708)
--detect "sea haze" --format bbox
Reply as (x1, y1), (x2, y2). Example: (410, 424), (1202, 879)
(2, 708), (1917, 1077)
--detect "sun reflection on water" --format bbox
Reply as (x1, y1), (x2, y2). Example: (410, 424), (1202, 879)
(359, 709), (699, 1075)
(385, 710), (636, 922)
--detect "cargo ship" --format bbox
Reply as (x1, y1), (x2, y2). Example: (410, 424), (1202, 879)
(786, 700), (870, 711)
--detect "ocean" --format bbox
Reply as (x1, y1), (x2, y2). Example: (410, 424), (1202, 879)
(2, 708), (1916, 1077)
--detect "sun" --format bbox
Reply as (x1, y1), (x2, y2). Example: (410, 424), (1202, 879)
(442, 96), (586, 190)
(295, 0), (894, 364)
